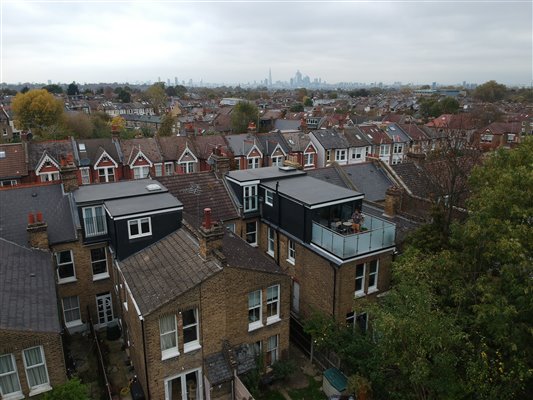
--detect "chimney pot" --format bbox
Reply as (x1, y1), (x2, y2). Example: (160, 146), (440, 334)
(203, 208), (212, 230)
(36, 211), (43, 223)
(28, 212), (35, 225)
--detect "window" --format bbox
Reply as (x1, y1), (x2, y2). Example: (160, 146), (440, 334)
(266, 285), (280, 324)
(246, 221), (257, 245)
(160, 314), (179, 359)
(248, 290), (262, 331)
(267, 227), (275, 256)
(247, 157), (260, 169)
(393, 144), (403, 154)
(0, 180), (17, 187)
(164, 162), (173, 176)
(83, 206), (107, 237)
(2, 128), (7, 136)
(154, 163), (163, 177)
(98, 167), (115, 182)
(368, 260), (379, 292)
(164, 369), (202, 400)
(481, 134), (493, 143)
(39, 172), (60, 182)
(243, 185), (258, 212)
(356, 312), (368, 333)
(353, 148), (364, 160)
(22, 347), (50, 394)
(346, 312), (355, 330)
(128, 217), (151, 239)
(287, 240), (295, 264)
(182, 309), (200, 353)
(226, 223), (236, 233)
(266, 335), (279, 366)
(507, 134), (516, 143)
(355, 263), (365, 297)
(265, 189), (274, 206)
(133, 165), (149, 179)
(91, 247), (108, 279)
(380, 145), (389, 155)
(272, 155), (284, 166)
(179, 161), (195, 174)
(304, 152), (314, 167)
(80, 168), (90, 185)
(326, 150), (332, 162)
(0, 354), (22, 399)
(56, 250), (75, 282)
(62, 296), (81, 327)
(335, 149), (347, 161)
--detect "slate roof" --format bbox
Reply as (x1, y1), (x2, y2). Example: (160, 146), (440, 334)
(119, 229), (222, 315)
(0, 183), (77, 246)
(344, 127), (373, 148)
(391, 162), (432, 198)
(224, 134), (257, 156)
(310, 129), (349, 149)
(28, 140), (76, 169)
(223, 231), (284, 275)
(255, 132), (290, 156)
(157, 136), (194, 161)
(385, 123), (410, 143)
(398, 123), (429, 142)
(0, 142), (27, 179)
(74, 138), (122, 167)
(282, 131), (312, 152)
(274, 119), (301, 131)
(190, 134), (228, 159)
(0, 238), (61, 333)
(121, 137), (163, 165)
(359, 125), (393, 145)
(156, 172), (238, 228)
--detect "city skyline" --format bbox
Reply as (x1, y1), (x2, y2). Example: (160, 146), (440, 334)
(2, 0), (532, 86)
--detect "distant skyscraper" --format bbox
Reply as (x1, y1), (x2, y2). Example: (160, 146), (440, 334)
(269, 68), (272, 86)
(175, 77), (178, 85)
(47, 79), (51, 85)
(167, 78), (171, 86)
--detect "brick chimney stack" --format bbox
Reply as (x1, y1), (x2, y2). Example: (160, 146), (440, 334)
(210, 146), (230, 178)
(60, 153), (79, 193)
(27, 211), (49, 249)
(383, 186), (403, 218)
(198, 208), (224, 261)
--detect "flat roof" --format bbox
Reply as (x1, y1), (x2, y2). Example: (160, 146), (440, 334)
(74, 179), (168, 203)
(226, 166), (306, 183)
(105, 192), (183, 218)
(261, 175), (363, 207)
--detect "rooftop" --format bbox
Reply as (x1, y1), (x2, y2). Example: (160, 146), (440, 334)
(226, 166), (305, 183)
(104, 192), (182, 218)
(74, 179), (169, 204)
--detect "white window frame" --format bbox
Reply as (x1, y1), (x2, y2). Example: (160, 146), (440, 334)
(287, 240), (295, 264)
(97, 167), (115, 182)
(80, 167), (90, 185)
(182, 308), (201, 353)
(22, 346), (50, 396)
(128, 217), (152, 239)
(154, 163), (163, 177)
(335, 149), (347, 161)
(266, 335), (279, 366)
(83, 206), (107, 237)
(380, 144), (390, 155)
(243, 185), (258, 212)
(248, 289), (263, 331)
(62, 296), (82, 328)
(481, 133), (493, 143)
(160, 314), (179, 360)
(304, 152), (314, 167)
(164, 162), (174, 176)
(266, 284), (280, 324)
(0, 353), (22, 400)
(267, 227), (275, 256)
(247, 156), (260, 169)
(164, 368), (203, 400)
(265, 189), (274, 206)
(133, 165), (149, 179)
(245, 221), (257, 246)
(39, 172), (60, 182)
(179, 161), (195, 174)
(355, 263), (365, 297)
(326, 150), (332, 162)
(271, 155), (284, 166)
(368, 260), (379, 293)
(91, 247), (109, 280)
(393, 144), (403, 154)
(55, 250), (76, 283)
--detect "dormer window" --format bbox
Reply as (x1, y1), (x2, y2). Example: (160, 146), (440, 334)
(128, 217), (152, 239)
(243, 185), (258, 212)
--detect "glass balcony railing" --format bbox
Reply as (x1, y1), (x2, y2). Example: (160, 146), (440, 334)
(84, 215), (108, 237)
(311, 214), (395, 259)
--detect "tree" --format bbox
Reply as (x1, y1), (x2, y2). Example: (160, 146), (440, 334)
(473, 80), (508, 102)
(19, 86), (29, 94)
(439, 97), (460, 114)
(165, 86), (178, 97)
(117, 88), (131, 103)
(230, 101), (259, 133)
(42, 84), (63, 94)
(304, 97), (313, 107)
(67, 81), (79, 96)
(43, 378), (89, 400)
(64, 111), (93, 138)
(145, 83), (167, 115)
(158, 113), (176, 137)
(290, 103), (304, 112)
(90, 111), (112, 138)
(110, 115), (126, 135)
(11, 89), (64, 134)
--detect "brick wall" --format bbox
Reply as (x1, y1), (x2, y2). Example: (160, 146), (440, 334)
(0, 330), (66, 397)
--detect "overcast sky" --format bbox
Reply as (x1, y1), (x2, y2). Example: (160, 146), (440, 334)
(2, 0), (532, 86)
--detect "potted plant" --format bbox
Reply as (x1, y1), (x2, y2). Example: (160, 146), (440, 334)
(347, 374), (372, 400)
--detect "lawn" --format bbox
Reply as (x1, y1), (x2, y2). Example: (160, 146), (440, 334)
(287, 376), (325, 400)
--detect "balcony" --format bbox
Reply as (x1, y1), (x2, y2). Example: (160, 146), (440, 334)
(84, 215), (108, 238)
(311, 214), (395, 259)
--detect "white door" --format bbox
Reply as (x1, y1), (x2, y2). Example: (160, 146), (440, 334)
(292, 281), (300, 314)
(96, 293), (113, 326)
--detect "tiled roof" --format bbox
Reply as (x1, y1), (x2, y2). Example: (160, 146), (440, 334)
(310, 129), (349, 149)
(120, 229), (222, 315)
(157, 136), (193, 161)
(398, 124), (429, 141)
(121, 137), (163, 165)
(391, 162), (432, 198)
(0, 238), (61, 333)
(0, 183), (77, 246)
(75, 138), (122, 166)
(282, 131), (311, 152)
(344, 127), (373, 147)
(190, 134), (228, 159)
(0, 143), (27, 179)
(255, 132), (290, 156)
(28, 140), (76, 169)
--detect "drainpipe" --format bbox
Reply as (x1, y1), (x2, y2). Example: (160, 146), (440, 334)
(141, 317), (150, 397)
(332, 263), (337, 317)
(276, 181), (281, 266)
